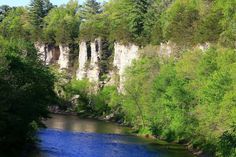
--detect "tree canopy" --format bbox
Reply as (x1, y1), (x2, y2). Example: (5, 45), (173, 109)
(0, 37), (56, 156)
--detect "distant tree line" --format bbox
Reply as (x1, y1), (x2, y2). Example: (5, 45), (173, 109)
(0, 0), (235, 48)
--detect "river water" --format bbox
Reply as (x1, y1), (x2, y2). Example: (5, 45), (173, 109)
(34, 114), (194, 157)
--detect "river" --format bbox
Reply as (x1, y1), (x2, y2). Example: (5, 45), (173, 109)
(33, 114), (195, 157)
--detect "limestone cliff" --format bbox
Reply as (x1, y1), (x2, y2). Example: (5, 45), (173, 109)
(76, 41), (87, 80)
(76, 38), (101, 83)
(112, 43), (139, 91)
(36, 41), (139, 92)
(58, 45), (70, 70)
(87, 38), (101, 83)
(35, 43), (70, 70)
(36, 40), (210, 93)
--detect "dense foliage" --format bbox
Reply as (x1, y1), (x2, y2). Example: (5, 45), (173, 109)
(43, 0), (80, 44)
(1, 0), (235, 47)
(79, 0), (235, 47)
(0, 0), (235, 156)
(0, 38), (56, 156)
(64, 79), (121, 119)
(120, 47), (236, 156)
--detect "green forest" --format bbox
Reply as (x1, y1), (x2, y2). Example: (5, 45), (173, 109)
(0, 0), (235, 156)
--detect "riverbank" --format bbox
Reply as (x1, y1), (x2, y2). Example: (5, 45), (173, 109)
(34, 113), (195, 157)
(48, 112), (210, 157)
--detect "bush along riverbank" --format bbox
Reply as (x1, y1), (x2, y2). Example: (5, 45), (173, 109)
(58, 46), (236, 157)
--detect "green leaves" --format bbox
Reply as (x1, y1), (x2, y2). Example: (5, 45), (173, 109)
(0, 38), (56, 155)
(43, 1), (81, 44)
(119, 46), (236, 156)
(0, 7), (30, 40)
(80, 0), (101, 20)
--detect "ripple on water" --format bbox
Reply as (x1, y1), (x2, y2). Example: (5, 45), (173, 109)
(35, 115), (194, 157)
(37, 129), (160, 157)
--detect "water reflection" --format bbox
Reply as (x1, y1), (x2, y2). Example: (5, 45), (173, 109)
(34, 114), (195, 157)
(44, 114), (130, 134)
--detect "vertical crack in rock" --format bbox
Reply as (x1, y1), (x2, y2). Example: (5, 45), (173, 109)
(46, 45), (53, 65)
(76, 38), (101, 84)
(35, 40), (140, 93)
(87, 38), (101, 83)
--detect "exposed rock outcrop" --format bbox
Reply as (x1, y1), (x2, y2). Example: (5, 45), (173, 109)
(76, 38), (101, 83)
(159, 41), (211, 57)
(36, 40), (140, 92)
(87, 38), (101, 82)
(58, 45), (70, 70)
(197, 42), (210, 51)
(35, 43), (69, 70)
(76, 41), (87, 80)
(113, 43), (139, 91)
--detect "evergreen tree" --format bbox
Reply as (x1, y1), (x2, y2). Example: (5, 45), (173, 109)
(0, 5), (11, 22)
(43, 0), (81, 44)
(29, 0), (53, 40)
(130, 0), (152, 37)
(81, 0), (101, 20)
(143, 0), (174, 44)
(43, 0), (54, 16)
(29, 0), (44, 28)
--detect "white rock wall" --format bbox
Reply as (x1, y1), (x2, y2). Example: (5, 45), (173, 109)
(76, 41), (87, 80)
(87, 38), (101, 82)
(58, 45), (70, 70)
(113, 43), (139, 91)
(159, 41), (211, 57)
(35, 43), (58, 65)
(76, 39), (101, 83)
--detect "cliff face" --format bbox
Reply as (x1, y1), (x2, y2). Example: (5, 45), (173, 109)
(87, 38), (101, 83)
(76, 38), (101, 83)
(58, 45), (70, 70)
(74, 40), (139, 91)
(35, 43), (70, 70)
(113, 43), (139, 91)
(76, 41), (87, 80)
(36, 40), (198, 92)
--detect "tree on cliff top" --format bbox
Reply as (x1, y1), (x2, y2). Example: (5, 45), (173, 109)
(29, 0), (54, 41)
(43, 0), (81, 44)
(80, 0), (101, 21)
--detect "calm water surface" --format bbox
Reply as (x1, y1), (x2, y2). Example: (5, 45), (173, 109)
(34, 114), (195, 157)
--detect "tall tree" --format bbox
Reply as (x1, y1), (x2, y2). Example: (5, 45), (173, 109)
(43, 0), (81, 44)
(0, 5), (11, 22)
(29, 0), (53, 41)
(81, 0), (101, 20)
(43, 0), (54, 16)
(0, 7), (30, 39)
(130, 0), (152, 37)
